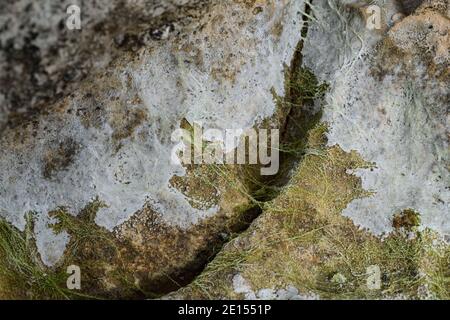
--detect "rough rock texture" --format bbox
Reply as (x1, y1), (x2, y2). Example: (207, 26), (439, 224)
(0, 0), (211, 131)
(170, 0), (449, 301)
(0, 0), (306, 297)
(0, 0), (448, 300)
(232, 274), (319, 300)
(303, 0), (449, 236)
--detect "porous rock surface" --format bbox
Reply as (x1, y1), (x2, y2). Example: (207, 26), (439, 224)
(303, 0), (449, 236)
(169, 0), (449, 300)
(0, 0), (305, 291)
(0, 0), (211, 131)
(0, 0), (448, 299)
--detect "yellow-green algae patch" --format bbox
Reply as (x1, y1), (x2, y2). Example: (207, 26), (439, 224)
(176, 124), (450, 300)
(0, 161), (256, 299)
(0, 213), (93, 300)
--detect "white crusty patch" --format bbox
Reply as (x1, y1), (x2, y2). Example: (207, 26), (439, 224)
(0, 0), (306, 265)
(303, 0), (449, 236)
(232, 274), (319, 300)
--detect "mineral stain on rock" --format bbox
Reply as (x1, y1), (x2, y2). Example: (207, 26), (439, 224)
(42, 138), (81, 180)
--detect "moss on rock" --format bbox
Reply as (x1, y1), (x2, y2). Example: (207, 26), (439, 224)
(174, 124), (450, 300)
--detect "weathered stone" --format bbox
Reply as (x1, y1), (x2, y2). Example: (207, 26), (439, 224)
(303, 0), (449, 236)
(170, 0), (449, 301)
(0, 0), (305, 297)
(0, 0), (211, 131)
(0, 0), (448, 300)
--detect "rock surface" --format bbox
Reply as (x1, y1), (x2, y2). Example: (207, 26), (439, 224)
(170, 0), (449, 300)
(0, 0), (448, 299)
(0, 0), (306, 298)
(0, 0), (211, 130)
(303, 0), (449, 236)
